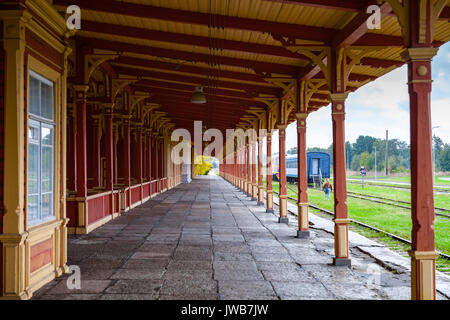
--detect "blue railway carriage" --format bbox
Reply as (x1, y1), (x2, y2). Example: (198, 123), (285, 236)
(272, 152), (331, 184)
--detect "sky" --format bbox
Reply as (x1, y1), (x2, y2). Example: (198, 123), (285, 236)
(269, 42), (450, 154)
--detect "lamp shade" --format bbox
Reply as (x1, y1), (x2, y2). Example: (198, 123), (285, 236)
(191, 86), (207, 104)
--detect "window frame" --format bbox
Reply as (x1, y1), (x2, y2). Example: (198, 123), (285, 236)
(27, 69), (56, 227)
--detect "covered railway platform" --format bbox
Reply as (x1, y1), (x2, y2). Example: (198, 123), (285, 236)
(0, 0), (449, 300)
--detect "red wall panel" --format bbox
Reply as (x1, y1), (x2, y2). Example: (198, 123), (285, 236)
(30, 238), (53, 273)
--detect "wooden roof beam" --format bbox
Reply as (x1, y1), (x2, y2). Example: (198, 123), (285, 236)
(261, 0), (367, 11)
(78, 37), (301, 76)
(114, 66), (281, 96)
(54, 0), (335, 43)
(113, 56), (268, 85)
(81, 20), (310, 62)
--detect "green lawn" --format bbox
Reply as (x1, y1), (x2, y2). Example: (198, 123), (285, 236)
(265, 180), (450, 255)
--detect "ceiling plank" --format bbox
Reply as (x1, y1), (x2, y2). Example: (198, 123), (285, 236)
(54, 0), (336, 43)
(113, 56), (269, 85)
(79, 37), (301, 76)
(116, 66), (280, 96)
(261, 0), (366, 11)
(80, 20), (309, 61)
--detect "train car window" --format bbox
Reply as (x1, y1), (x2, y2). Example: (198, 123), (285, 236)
(312, 158), (320, 175)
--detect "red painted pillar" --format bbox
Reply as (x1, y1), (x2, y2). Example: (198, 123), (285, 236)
(66, 105), (77, 192)
(251, 141), (257, 200)
(136, 127), (143, 184)
(257, 137), (264, 205)
(146, 132), (152, 182)
(246, 142), (251, 196)
(91, 118), (101, 188)
(402, 46), (439, 300)
(123, 119), (131, 208)
(296, 113), (309, 238)
(266, 132), (274, 213)
(330, 93), (351, 267)
(277, 125), (288, 223)
(159, 139), (164, 189)
(104, 104), (114, 191)
(240, 148), (244, 190)
(152, 135), (158, 182)
(113, 125), (118, 186)
(233, 151), (239, 186)
(154, 136), (160, 191)
(74, 85), (89, 198)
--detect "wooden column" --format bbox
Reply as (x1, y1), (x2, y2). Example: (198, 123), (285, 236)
(146, 132), (152, 182)
(67, 105), (77, 191)
(246, 141), (251, 196)
(123, 119), (131, 207)
(154, 135), (160, 191)
(257, 137), (264, 205)
(159, 138), (164, 189)
(277, 124), (288, 223)
(0, 12), (28, 298)
(330, 92), (351, 267)
(74, 85), (90, 198)
(402, 47), (439, 300)
(266, 132), (274, 213)
(136, 127), (143, 184)
(296, 113), (310, 238)
(251, 141), (257, 201)
(233, 151), (239, 187)
(240, 148), (245, 191)
(113, 124), (119, 186)
(103, 104), (114, 191)
(90, 117), (101, 188)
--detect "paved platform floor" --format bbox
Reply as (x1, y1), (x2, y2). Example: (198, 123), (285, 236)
(33, 176), (447, 300)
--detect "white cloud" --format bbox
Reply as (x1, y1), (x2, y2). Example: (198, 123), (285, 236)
(280, 60), (449, 150)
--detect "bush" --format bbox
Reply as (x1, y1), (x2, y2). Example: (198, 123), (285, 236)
(195, 156), (213, 175)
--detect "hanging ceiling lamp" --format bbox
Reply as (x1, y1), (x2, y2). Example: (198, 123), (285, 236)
(191, 86), (207, 104)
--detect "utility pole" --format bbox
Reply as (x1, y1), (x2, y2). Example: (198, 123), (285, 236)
(374, 147), (377, 180)
(432, 126), (440, 187)
(347, 148), (349, 177)
(385, 130), (389, 176)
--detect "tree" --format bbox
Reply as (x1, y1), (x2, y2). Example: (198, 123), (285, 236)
(438, 144), (450, 172)
(195, 156), (213, 175)
(287, 147), (297, 155)
(360, 152), (371, 169)
(352, 136), (377, 155)
(351, 154), (362, 171)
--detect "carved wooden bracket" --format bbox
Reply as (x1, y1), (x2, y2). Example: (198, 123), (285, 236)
(384, 0), (446, 47)
(84, 54), (118, 83)
(111, 77), (137, 103)
(129, 92), (151, 115)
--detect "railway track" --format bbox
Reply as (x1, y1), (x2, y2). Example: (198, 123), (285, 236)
(272, 189), (450, 261)
(346, 191), (450, 218)
(282, 181), (449, 218)
(347, 180), (450, 194)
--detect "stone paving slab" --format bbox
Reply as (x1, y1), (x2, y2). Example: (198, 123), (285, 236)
(32, 176), (448, 300)
(272, 190), (450, 299)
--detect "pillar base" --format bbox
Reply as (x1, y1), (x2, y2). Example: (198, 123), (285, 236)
(296, 230), (310, 239)
(409, 250), (439, 300)
(257, 201), (264, 206)
(278, 217), (289, 224)
(251, 197), (257, 202)
(333, 258), (351, 267)
(266, 209), (274, 213)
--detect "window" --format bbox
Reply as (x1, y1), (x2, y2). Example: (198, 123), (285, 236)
(287, 161), (297, 169)
(27, 70), (55, 226)
(312, 158), (320, 175)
